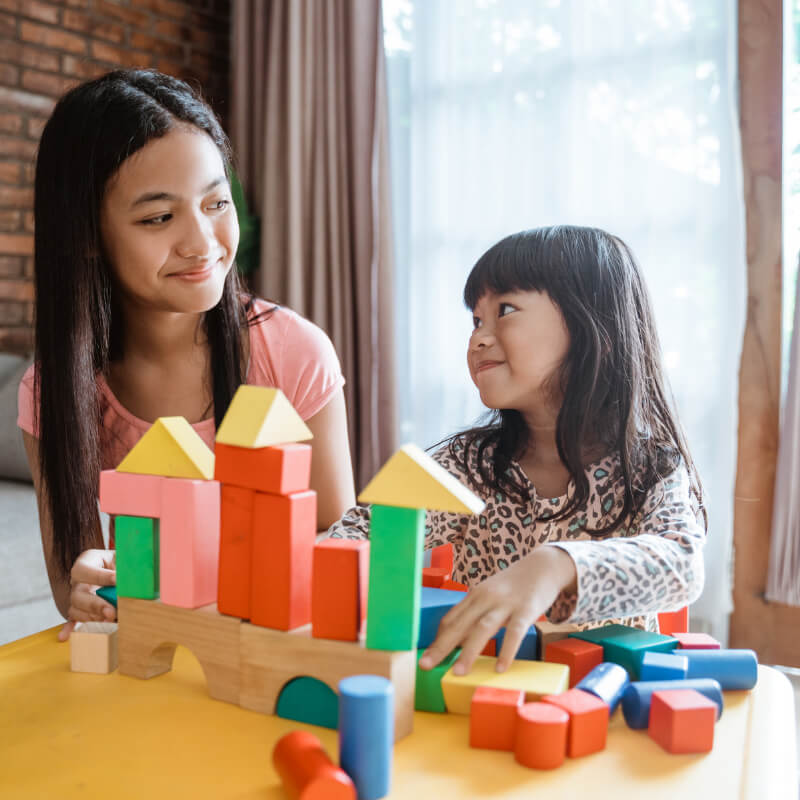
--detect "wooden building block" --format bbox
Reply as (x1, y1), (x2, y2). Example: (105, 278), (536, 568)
(496, 626), (538, 661)
(648, 689), (716, 754)
(673, 632), (721, 650)
(159, 478), (221, 609)
(440, 579), (467, 592)
(441, 656), (569, 714)
(421, 567), (449, 588)
(358, 444), (485, 514)
(215, 386), (312, 448)
(678, 648), (759, 690)
(545, 638), (604, 687)
(514, 702), (569, 770)
(250, 490), (316, 631)
(117, 598), (241, 704)
(657, 606), (689, 635)
(70, 622), (118, 674)
(365, 505), (425, 651)
(239, 622), (415, 741)
(96, 585), (117, 608)
(469, 686), (525, 750)
(621, 678), (724, 729)
(312, 539), (369, 641)
(276, 676), (339, 729)
(99, 469), (162, 517)
(481, 639), (497, 656)
(430, 543), (454, 575)
(338, 675), (394, 800)
(542, 688), (609, 757)
(417, 586), (465, 649)
(217, 485), (255, 619)
(414, 649), (460, 712)
(116, 416), (214, 480)
(572, 627), (678, 679)
(214, 442), (311, 495)
(273, 731), (356, 800)
(569, 623), (640, 645)
(576, 662), (630, 713)
(640, 650), (689, 681)
(534, 619), (579, 659)
(115, 515), (159, 599)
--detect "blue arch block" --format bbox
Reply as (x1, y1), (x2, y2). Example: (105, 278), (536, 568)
(276, 676), (338, 729)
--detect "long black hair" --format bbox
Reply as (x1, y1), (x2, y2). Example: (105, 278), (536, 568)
(450, 225), (705, 536)
(34, 69), (259, 578)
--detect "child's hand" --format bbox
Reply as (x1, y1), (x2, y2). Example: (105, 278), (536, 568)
(418, 545), (577, 675)
(58, 548), (117, 642)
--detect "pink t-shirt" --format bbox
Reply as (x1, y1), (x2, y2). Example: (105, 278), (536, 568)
(17, 299), (345, 470)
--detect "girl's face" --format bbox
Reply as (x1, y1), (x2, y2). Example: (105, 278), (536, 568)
(100, 125), (239, 315)
(468, 290), (570, 412)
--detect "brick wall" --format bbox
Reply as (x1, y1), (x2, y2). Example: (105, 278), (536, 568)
(0, 0), (231, 354)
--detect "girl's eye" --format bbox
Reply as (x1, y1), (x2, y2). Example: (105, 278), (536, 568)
(139, 214), (172, 226)
(498, 302), (517, 317)
(209, 199), (231, 212)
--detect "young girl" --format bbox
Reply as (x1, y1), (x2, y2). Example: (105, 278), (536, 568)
(18, 70), (356, 641)
(329, 225), (706, 676)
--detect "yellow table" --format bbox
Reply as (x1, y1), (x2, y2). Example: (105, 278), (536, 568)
(0, 627), (796, 799)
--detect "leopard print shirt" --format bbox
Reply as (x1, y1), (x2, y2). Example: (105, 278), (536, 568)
(327, 438), (705, 632)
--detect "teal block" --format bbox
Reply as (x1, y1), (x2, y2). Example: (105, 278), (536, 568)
(96, 585), (117, 608)
(116, 516), (159, 599)
(601, 631), (679, 679)
(276, 677), (338, 729)
(415, 649), (461, 712)
(570, 624), (640, 646)
(366, 505), (425, 651)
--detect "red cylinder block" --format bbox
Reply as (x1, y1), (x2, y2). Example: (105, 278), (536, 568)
(514, 702), (569, 770)
(272, 731), (355, 800)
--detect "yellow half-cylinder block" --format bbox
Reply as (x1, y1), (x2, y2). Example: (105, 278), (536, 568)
(215, 386), (313, 448)
(116, 417), (214, 480)
(358, 443), (485, 514)
(440, 656), (569, 714)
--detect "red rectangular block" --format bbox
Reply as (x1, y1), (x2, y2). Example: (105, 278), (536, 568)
(673, 632), (721, 650)
(422, 567), (449, 588)
(545, 638), (604, 688)
(311, 539), (369, 641)
(99, 469), (162, 517)
(214, 442), (312, 495)
(648, 689), (716, 754)
(470, 686), (525, 751)
(250, 490), (317, 631)
(657, 606), (689, 636)
(542, 688), (609, 757)
(217, 485), (255, 620)
(430, 543), (454, 575)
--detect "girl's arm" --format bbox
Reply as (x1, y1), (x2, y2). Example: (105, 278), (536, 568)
(305, 388), (356, 531)
(22, 431), (115, 639)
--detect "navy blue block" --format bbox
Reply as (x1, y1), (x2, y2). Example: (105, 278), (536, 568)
(339, 675), (393, 800)
(576, 662), (630, 713)
(494, 625), (538, 660)
(677, 648), (758, 690)
(417, 587), (466, 648)
(621, 678), (723, 729)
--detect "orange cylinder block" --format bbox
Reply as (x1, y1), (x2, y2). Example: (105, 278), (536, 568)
(514, 702), (569, 770)
(272, 731), (356, 800)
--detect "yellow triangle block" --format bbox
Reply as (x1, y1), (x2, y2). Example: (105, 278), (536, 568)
(116, 417), (214, 480)
(358, 443), (485, 514)
(215, 386), (313, 448)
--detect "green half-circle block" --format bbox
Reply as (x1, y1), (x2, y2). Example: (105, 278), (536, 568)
(275, 677), (338, 729)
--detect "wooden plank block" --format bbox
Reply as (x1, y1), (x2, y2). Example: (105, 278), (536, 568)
(218, 485), (255, 619)
(311, 539), (369, 641)
(534, 619), (579, 660)
(115, 515), (159, 600)
(159, 478), (221, 609)
(250, 490), (316, 631)
(99, 470), (163, 517)
(441, 656), (569, 714)
(414, 648), (460, 712)
(70, 622), (118, 674)
(366, 505), (425, 651)
(117, 598), (241, 704)
(239, 622), (415, 741)
(214, 442), (311, 495)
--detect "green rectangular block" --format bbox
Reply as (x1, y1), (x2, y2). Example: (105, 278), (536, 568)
(601, 631), (679, 679)
(116, 515), (159, 599)
(415, 649), (461, 712)
(570, 624), (640, 646)
(365, 505), (425, 651)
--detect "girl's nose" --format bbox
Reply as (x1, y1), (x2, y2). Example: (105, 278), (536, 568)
(175, 212), (215, 259)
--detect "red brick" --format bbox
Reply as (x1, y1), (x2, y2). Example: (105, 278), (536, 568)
(94, 0), (150, 28)
(0, 300), (26, 324)
(153, 18), (185, 40)
(0, 85), (55, 114)
(23, 162), (34, 183)
(17, 43), (61, 72)
(0, 232), (33, 254)
(61, 55), (106, 79)
(89, 19), (125, 44)
(139, 0), (188, 20)
(0, 12), (15, 37)
(0, 1), (19, 14)
(61, 8), (90, 33)
(0, 112), (22, 134)
(0, 254), (23, 277)
(0, 185), (33, 207)
(20, 20), (87, 55)
(0, 326), (34, 354)
(91, 40), (152, 68)
(0, 161), (20, 184)
(0, 62), (19, 85)
(0, 135), (37, 160)
(26, 116), (46, 139)
(23, 255), (32, 277)
(23, 210), (33, 232)
(129, 32), (184, 61)
(22, 1), (61, 26)
(0, 278), (33, 300)
(0, 208), (20, 231)
(157, 58), (186, 77)
(21, 68), (75, 97)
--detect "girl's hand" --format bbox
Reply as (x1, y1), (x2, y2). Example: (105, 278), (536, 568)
(418, 545), (578, 675)
(58, 549), (117, 642)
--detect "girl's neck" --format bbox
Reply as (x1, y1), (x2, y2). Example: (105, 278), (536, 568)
(116, 304), (206, 364)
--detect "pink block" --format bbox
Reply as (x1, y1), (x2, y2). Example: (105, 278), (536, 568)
(159, 478), (221, 608)
(99, 470), (163, 517)
(674, 632), (721, 650)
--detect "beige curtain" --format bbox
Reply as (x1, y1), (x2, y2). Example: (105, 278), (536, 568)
(230, 0), (396, 490)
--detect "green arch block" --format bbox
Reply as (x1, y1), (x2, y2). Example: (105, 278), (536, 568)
(276, 676), (338, 729)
